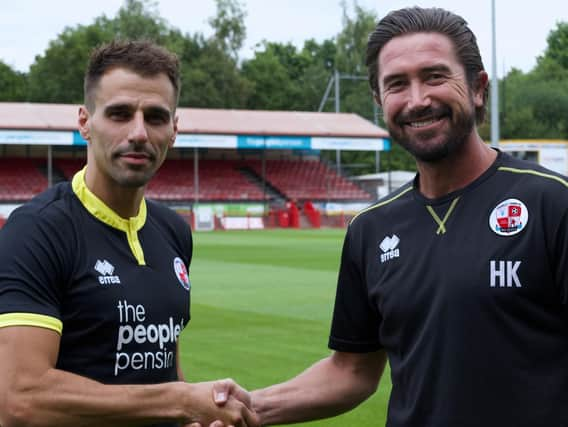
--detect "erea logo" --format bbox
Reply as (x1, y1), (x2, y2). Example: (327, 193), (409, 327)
(173, 257), (190, 291)
(94, 259), (121, 285)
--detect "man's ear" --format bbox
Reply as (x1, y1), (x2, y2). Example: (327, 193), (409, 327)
(373, 90), (382, 107)
(170, 115), (178, 148)
(473, 71), (489, 107)
(78, 106), (91, 142)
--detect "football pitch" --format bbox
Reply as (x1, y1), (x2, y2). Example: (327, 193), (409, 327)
(178, 229), (391, 426)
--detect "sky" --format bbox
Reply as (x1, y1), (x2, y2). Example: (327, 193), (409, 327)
(1, 0), (566, 76)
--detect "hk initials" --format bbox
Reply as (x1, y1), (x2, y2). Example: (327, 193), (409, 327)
(490, 260), (522, 288)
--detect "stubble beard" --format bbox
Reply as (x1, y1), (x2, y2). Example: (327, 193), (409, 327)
(111, 159), (161, 188)
(388, 103), (476, 163)
(114, 171), (154, 188)
(110, 144), (161, 188)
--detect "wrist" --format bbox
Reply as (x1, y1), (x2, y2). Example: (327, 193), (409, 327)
(175, 381), (196, 423)
(251, 389), (267, 426)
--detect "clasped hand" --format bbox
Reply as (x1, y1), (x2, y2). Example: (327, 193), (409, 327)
(185, 378), (260, 427)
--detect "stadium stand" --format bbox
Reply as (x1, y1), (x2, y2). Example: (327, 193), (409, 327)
(247, 159), (371, 201)
(55, 158), (267, 201)
(0, 156), (370, 230)
(0, 103), (384, 229)
(51, 157), (371, 202)
(146, 159), (266, 201)
(56, 158), (86, 181)
(0, 158), (48, 201)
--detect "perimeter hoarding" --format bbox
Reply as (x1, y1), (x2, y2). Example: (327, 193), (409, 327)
(0, 130), (391, 152)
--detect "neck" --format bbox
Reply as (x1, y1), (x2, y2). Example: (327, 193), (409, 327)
(84, 169), (145, 219)
(415, 132), (497, 199)
(99, 187), (144, 219)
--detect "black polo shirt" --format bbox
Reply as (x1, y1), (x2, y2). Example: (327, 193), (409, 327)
(330, 151), (568, 426)
(0, 168), (192, 391)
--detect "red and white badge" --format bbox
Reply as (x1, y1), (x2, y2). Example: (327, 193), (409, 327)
(173, 257), (191, 290)
(489, 198), (528, 236)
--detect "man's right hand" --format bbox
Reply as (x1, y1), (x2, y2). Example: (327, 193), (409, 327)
(183, 380), (260, 427)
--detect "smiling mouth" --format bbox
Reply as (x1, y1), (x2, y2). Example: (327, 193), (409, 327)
(408, 118), (441, 128)
(398, 106), (451, 129)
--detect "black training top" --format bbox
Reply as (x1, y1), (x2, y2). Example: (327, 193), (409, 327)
(329, 151), (568, 426)
(0, 169), (192, 424)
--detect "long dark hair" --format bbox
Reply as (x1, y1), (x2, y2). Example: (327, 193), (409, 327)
(366, 7), (487, 123)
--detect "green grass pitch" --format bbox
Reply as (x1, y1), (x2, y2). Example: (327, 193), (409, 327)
(178, 229), (391, 426)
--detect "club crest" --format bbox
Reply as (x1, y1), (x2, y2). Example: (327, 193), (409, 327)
(489, 198), (528, 236)
(173, 257), (191, 290)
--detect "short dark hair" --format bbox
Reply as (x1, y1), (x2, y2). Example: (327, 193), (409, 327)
(366, 7), (487, 123)
(84, 40), (181, 111)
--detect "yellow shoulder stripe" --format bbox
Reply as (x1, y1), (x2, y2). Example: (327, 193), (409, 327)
(0, 313), (63, 334)
(498, 166), (568, 188)
(350, 186), (413, 225)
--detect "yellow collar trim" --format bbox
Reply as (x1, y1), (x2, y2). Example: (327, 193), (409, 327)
(72, 167), (147, 265)
(426, 196), (461, 235)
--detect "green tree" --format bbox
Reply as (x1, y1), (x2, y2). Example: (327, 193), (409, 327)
(538, 22), (568, 70)
(532, 22), (568, 82)
(331, 1), (378, 120)
(241, 38), (335, 111)
(107, 0), (170, 41)
(0, 61), (26, 101)
(209, 0), (247, 60)
(296, 39), (337, 111)
(506, 79), (568, 138)
(180, 38), (251, 108)
(241, 45), (296, 110)
(500, 60), (568, 140)
(24, 0), (251, 108)
(177, 0), (252, 108)
(335, 1), (377, 76)
(26, 0), (169, 103)
(27, 24), (111, 103)
(242, 40), (334, 110)
(180, 0), (251, 108)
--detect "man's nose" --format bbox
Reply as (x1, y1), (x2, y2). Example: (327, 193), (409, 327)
(407, 82), (431, 111)
(128, 112), (148, 143)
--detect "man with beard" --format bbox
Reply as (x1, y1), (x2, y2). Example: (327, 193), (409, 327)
(0, 41), (258, 427)
(205, 7), (568, 427)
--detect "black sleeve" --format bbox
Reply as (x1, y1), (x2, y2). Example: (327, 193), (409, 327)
(0, 208), (73, 322)
(328, 225), (382, 352)
(173, 210), (192, 319)
(553, 205), (568, 305)
(183, 220), (192, 322)
(184, 221), (193, 271)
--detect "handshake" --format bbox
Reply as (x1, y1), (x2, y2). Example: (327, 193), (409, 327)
(183, 378), (261, 427)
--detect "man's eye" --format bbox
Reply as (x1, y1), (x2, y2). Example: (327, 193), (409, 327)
(108, 111), (130, 120)
(427, 74), (445, 83)
(387, 81), (405, 91)
(146, 115), (169, 125)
